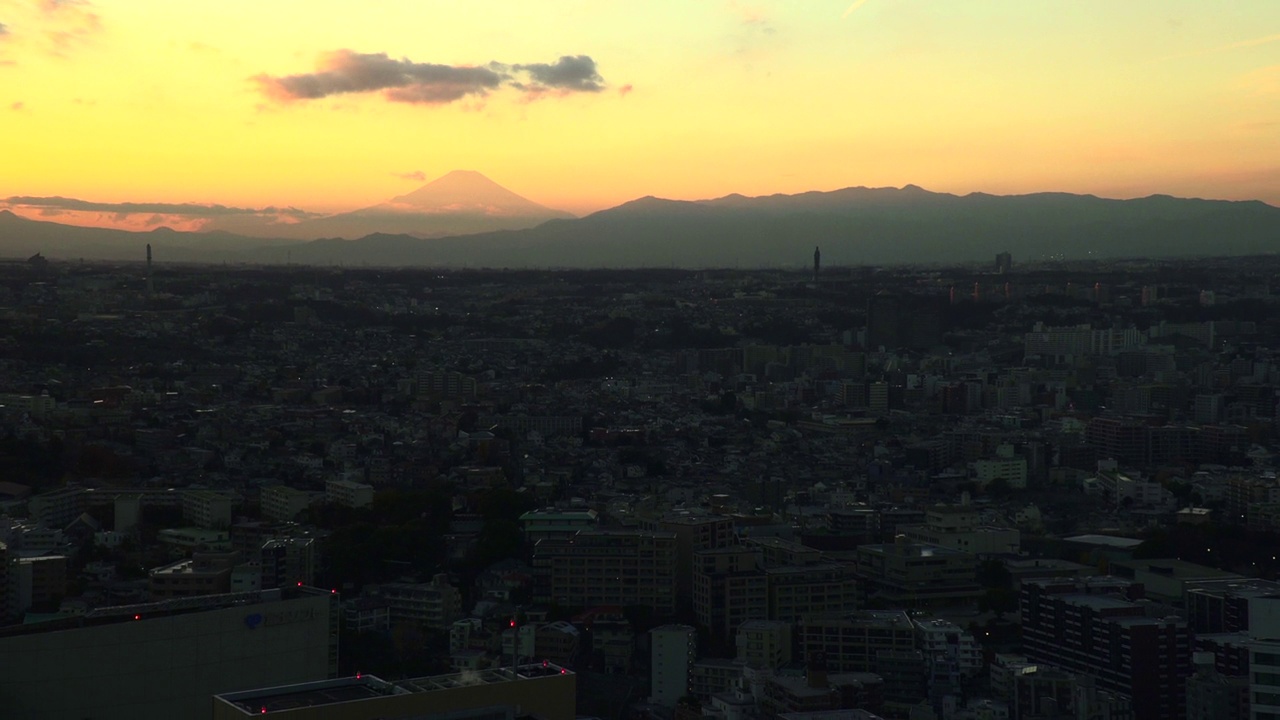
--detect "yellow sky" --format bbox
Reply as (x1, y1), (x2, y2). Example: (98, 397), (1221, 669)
(1, 0), (1277, 225)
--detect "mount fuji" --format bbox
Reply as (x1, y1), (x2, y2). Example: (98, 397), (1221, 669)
(211, 170), (573, 240)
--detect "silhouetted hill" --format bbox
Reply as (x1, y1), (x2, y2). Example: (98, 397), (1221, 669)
(3, 186), (1278, 267)
(0, 210), (299, 262)
(262, 186), (1280, 268)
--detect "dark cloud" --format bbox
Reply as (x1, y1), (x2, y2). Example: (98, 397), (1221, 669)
(512, 55), (604, 92)
(2, 196), (320, 220)
(255, 50), (504, 104)
(256, 50), (611, 105)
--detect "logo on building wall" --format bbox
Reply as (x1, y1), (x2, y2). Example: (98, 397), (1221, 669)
(244, 607), (318, 630)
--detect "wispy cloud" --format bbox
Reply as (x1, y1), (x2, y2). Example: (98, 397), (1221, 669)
(1159, 31), (1280, 62)
(39, 0), (101, 54)
(2, 196), (320, 220)
(393, 170), (426, 182)
(726, 1), (768, 26)
(255, 50), (609, 106)
(842, 0), (870, 19)
(0, 0), (103, 59)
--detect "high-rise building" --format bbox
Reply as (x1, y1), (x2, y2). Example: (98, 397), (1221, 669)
(651, 624), (697, 707)
(813, 246), (821, 283)
(1020, 578), (1192, 720)
(996, 251), (1013, 274)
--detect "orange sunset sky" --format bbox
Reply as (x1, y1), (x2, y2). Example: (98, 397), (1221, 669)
(0, 0), (1277, 232)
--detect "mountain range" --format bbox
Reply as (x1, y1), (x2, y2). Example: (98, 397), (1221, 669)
(2, 173), (1278, 268)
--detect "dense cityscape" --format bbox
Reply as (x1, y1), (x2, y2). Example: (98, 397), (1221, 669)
(2, 250), (1280, 719)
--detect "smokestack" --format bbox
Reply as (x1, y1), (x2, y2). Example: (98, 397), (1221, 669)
(145, 243), (154, 299)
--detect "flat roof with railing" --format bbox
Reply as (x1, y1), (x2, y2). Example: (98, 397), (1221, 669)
(214, 664), (574, 716)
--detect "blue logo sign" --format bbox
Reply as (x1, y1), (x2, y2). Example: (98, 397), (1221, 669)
(244, 613), (264, 629)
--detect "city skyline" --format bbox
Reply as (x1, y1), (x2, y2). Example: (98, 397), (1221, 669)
(0, 0), (1278, 232)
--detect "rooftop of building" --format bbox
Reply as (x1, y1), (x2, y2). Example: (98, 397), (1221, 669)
(1187, 578), (1280, 597)
(0, 586), (331, 638)
(801, 610), (913, 627)
(214, 665), (573, 716)
(858, 541), (970, 558)
(1062, 534), (1144, 549)
(519, 508), (599, 521)
(1111, 558), (1242, 581)
(1058, 593), (1138, 611)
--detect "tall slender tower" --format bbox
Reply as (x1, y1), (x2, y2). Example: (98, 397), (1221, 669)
(145, 243), (154, 300)
(813, 246), (821, 283)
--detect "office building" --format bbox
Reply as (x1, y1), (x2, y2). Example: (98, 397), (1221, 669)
(901, 504), (1021, 555)
(13, 554), (67, 613)
(651, 624), (697, 707)
(368, 574), (463, 630)
(325, 478), (374, 509)
(261, 538), (318, 589)
(149, 552), (238, 599)
(766, 563), (860, 622)
(915, 618), (982, 707)
(183, 489), (235, 529)
(260, 485), (324, 522)
(1185, 578), (1280, 634)
(736, 619), (792, 669)
(518, 508), (600, 543)
(532, 529), (677, 614)
(761, 668), (886, 718)
(854, 538), (981, 609)
(0, 588), (335, 720)
(212, 664), (575, 720)
(641, 513), (735, 600)
(692, 545), (767, 639)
